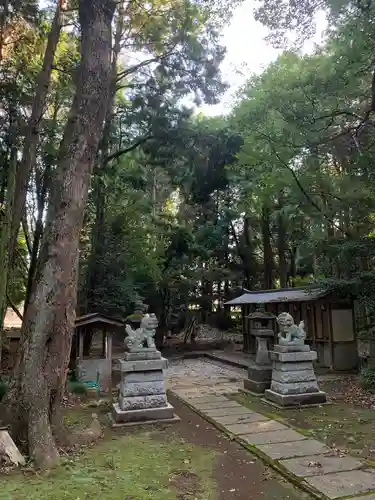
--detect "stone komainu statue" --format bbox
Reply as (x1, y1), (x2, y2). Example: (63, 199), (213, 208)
(276, 312), (306, 346)
(125, 313), (158, 351)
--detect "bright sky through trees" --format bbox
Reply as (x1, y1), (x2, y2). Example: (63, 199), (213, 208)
(199, 0), (327, 116)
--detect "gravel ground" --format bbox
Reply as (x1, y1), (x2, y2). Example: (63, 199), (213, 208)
(166, 357), (245, 380)
(165, 358), (245, 396)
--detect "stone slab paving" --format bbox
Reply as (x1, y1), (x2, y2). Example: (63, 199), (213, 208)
(306, 470), (375, 499)
(214, 415), (287, 428)
(192, 400), (242, 410)
(242, 429), (307, 445)
(281, 454), (363, 477)
(257, 440), (330, 460)
(167, 358), (375, 500)
(194, 406), (251, 417)
(186, 396), (229, 405)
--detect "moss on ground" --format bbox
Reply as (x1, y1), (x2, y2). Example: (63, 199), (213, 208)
(229, 391), (375, 461)
(1, 407), (216, 500)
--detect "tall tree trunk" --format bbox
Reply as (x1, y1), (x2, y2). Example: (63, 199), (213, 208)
(25, 97), (60, 309)
(242, 215), (254, 289)
(288, 246), (297, 287)
(0, 142), (17, 335)
(85, 1), (124, 312)
(2, 0), (115, 469)
(25, 162), (50, 309)
(8, 2), (63, 269)
(277, 197), (288, 288)
(277, 199), (288, 288)
(262, 204), (273, 289)
(0, 108), (19, 346)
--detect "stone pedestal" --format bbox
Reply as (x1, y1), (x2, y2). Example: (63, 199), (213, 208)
(112, 349), (177, 425)
(264, 345), (327, 408)
(244, 329), (274, 394)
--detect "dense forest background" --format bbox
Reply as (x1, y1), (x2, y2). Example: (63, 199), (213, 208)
(2, 0), (375, 338)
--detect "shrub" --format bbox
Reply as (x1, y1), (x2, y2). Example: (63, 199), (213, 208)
(360, 365), (375, 391)
(68, 381), (88, 396)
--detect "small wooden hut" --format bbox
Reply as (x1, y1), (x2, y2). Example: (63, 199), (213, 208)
(225, 287), (358, 371)
(74, 313), (124, 391)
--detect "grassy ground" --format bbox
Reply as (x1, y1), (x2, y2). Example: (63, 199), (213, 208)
(229, 378), (375, 462)
(0, 396), (313, 500)
(1, 406), (216, 500)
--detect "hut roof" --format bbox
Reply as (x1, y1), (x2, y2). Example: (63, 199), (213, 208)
(225, 287), (329, 306)
(75, 313), (124, 328)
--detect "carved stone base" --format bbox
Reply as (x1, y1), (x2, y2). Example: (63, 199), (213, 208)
(112, 402), (177, 425)
(115, 350), (177, 424)
(263, 390), (327, 408)
(265, 345), (326, 408)
(124, 351), (161, 361)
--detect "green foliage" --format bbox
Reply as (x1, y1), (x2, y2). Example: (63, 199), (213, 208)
(4, 0), (375, 346)
(360, 365), (375, 392)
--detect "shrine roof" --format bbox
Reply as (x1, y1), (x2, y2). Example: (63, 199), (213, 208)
(224, 287), (329, 306)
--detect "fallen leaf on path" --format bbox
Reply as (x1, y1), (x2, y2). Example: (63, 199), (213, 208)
(308, 461), (322, 468)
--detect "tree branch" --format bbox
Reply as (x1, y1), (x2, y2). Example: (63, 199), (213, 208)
(6, 294), (23, 321)
(116, 49), (175, 81)
(22, 217), (32, 256)
(272, 147), (351, 237)
(104, 135), (153, 163)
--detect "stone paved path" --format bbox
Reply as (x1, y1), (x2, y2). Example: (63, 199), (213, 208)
(166, 358), (375, 500)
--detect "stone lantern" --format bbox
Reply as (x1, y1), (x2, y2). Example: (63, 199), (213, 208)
(125, 298), (148, 328)
(243, 307), (275, 394)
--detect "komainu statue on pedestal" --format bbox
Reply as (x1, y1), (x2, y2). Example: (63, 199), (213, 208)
(125, 313), (158, 351)
(276, 312), (306, 346)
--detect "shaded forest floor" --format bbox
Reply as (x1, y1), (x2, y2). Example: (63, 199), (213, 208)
(0, 396), (311, 500)
(230, 375), (375, 463)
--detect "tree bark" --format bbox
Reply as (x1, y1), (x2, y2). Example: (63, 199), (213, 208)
(242, 215), (254, 289)
(277, 196), (288, 288)
(2, 0), (115, 469)
(0, 142), (17, 334)
(262, 204), (273, 289)
(85, 1), (124, 312)
(8, 2), (63, 269)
